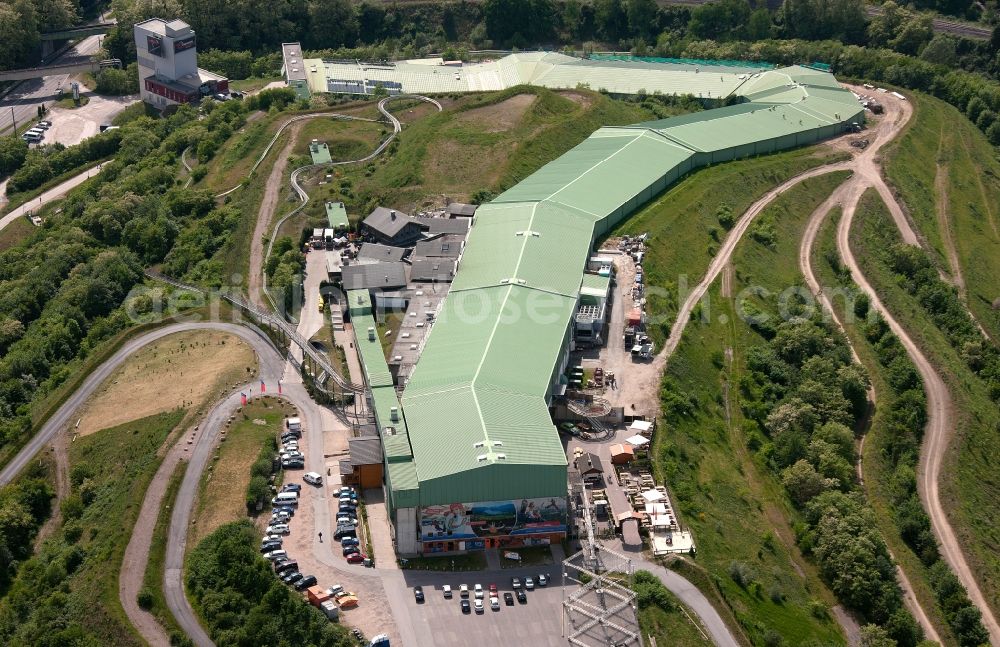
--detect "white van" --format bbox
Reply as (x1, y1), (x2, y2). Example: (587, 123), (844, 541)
(22, 130), (43, 142)
(272, 492), (299, 506)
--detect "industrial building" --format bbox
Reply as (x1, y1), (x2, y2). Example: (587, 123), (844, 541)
(133, 18), (227, 109)
(338, 56), (863, 556)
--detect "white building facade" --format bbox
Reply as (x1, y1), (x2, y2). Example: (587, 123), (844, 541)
(133, 18), (227, 109)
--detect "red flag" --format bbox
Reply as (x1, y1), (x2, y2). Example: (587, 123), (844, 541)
(241, 392), (247, 406)
(260, 380), (266, 393)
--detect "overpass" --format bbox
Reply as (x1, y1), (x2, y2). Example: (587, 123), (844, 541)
(0, 57), (121, 82)
(39, 22), (115, 41)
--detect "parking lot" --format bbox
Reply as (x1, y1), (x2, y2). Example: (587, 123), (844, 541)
(393, 569), (568, 647)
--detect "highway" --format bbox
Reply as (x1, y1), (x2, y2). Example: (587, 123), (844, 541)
(0, 34), (103, 136)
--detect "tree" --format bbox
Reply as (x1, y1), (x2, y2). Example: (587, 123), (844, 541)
(307, 0), (358, 49)
(594, 0), (627, 41)
(859, 624), (896, 647)
(920, 35), (957, 67)
(782, 459), (837, 504)
(625, 0), (658, 39)
(747, 8), (773, 40)
(0, 0), (39, 70)
(0, 137), (29, 176)
(688, 0), (751, 41)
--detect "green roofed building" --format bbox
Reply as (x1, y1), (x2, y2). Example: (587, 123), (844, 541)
(341, 55), (864, 556)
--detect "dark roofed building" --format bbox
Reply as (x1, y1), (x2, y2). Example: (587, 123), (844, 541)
(413, 235), (463, 258)
(576, 452), (603, 479)
(421, 218), (470, 235)
(342, 262), (407, 290)
(357, 243), (408, 263)
(447, 202), (478, 217)
(344, 437), (384, 489)
(361, 207), (424, 246)
(410, 258), (456, 282)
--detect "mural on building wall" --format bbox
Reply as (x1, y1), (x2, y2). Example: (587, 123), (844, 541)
(419, 497), (566, 540)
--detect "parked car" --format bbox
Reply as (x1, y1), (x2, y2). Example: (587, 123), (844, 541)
(338, 486), (355, 495)
(474, 583), (483, 599)
(516, 589), (527, 604)
(336, 516), (358, 526)
(525, 577), (534, 590)
(264, 549), (287, 562)
(280, 483), (301, 493)
(22, 131), (43, 142)
(334, 525), (356, 540)
(443, 584), (452, 598)
(340, 536), (360, 547)
(461, 599), (471, 614)
(230, 90), (244, 99)
(274, 560), (298, 574)
(537, 574), (549, 586)
(342, 545), (360, 557)
(490, 596), (500, 611)
(260, 541), (282, 554)
(294, 575), (317, 591)
(488, 583), (497, 594)
(345, 552), (367, 564)
(474, 599), (484, 614)
(282, 459), (304, 469)
(303, 472), (322, 486)
(511, 577), (522, 589)
(213, 92), (229, 101)
(273, 506), (295, 517)
(265, 523), (290, 535)
(504, 592), (514, 606)
(37, 120), (52, 128)
(281, 571), (303, 585)
(459, 584), (469, 598)
(413, 586), (424, 603)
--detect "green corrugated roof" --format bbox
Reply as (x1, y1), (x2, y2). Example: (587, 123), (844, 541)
(325, 201), (348, 228)
(347, 57), (863, 508)
(354, 311), (393, 388)
(347, 288), (372, 316)
(580, 272), (610, 299)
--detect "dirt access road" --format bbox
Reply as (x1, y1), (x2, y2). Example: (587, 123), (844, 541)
(797, 92), (943, 644)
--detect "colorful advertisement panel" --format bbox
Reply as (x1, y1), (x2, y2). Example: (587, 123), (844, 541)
(146, 35), (163, 57)
(173, 36), (196, 53)
(419, 497), (566, 540)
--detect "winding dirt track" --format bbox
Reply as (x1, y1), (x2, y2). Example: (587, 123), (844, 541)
(836, 178), (1000, 647)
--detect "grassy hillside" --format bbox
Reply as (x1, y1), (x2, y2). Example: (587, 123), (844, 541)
(304, 87), (658, 218)
(613, 147), (849, 344)
(850, 190), (1000, 626)
(0, 411), (183, 646)
(810, 205), (957, 645)
(883, 92), (1000, 340)
(645, 173), (851, 646)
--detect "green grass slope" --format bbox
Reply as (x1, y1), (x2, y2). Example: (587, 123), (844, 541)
(644, 173), (851, 646)
(883, 92), (1000, 339)
(0, 411), (184, 646)
(850, 191), (1000, 625)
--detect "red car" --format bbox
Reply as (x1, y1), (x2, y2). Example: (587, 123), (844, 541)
(488, 583), (498, 594)
(346, 552), (367, 564)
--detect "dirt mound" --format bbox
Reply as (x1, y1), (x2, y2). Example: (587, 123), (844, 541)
(457, 93), (536, 132)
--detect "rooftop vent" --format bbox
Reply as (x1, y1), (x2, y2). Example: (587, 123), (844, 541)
(492, 441), (503, 447)
(390, 407), (399, 422)
(476, 454), (488, 462)
(496, 453), (507, 460)
(367, 326), (375, 341)
(474, 441), (485, 448)
(383, 426), (396, 436)
(393, 355), (402, 362)
(389, 209), (396, 220)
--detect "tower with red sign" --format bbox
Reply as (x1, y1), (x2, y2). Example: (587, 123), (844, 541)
(133, 18), (228, 110)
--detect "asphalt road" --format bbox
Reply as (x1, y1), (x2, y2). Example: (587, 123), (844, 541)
(0, 34), (103, 136)
(0, 162), (105, 227)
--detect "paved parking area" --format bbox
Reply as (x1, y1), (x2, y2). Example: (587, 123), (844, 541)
(395, 570), (568, 647)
